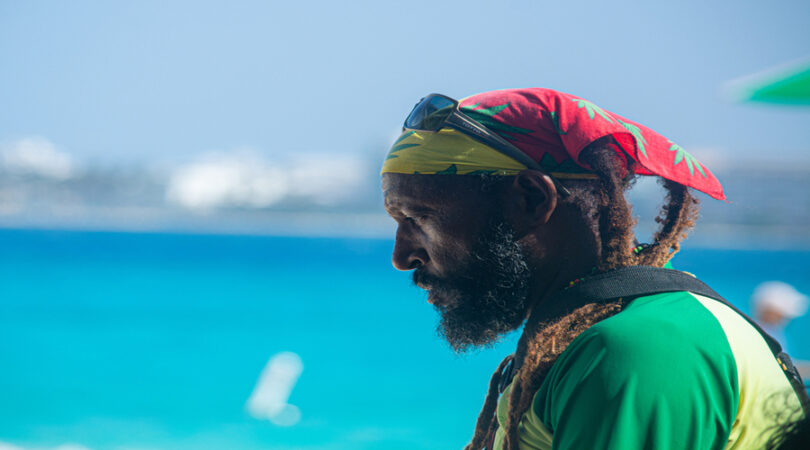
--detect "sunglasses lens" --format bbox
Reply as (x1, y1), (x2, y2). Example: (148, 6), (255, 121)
(404, 95), (455, 130)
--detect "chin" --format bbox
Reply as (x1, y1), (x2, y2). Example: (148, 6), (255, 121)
(435, 294), (527, 354)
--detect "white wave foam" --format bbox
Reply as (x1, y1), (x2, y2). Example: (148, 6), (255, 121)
(0, 442), (91, 450)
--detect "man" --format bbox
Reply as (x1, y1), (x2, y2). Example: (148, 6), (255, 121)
(752, 281), (808, 354)
(752, 281), (810, 380)
(381, 89), (807, 449)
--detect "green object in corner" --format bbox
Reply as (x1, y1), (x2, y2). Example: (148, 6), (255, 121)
(732, 58), (810, 106)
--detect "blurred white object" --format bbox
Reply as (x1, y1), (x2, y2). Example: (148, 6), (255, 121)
(1, 137), (76, 180)
(753, 281), (809, 320)
(246, 351), (303, 426)
(166, 151), (288, 210)
(166, 150), (367, 211)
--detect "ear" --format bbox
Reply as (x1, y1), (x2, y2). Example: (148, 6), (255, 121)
(510, 170), (558, 227)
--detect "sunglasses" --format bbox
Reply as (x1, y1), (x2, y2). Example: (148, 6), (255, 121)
(403, 93), (571, 196)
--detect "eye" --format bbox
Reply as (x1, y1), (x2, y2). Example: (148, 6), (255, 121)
(409, 214), (431, 225)
(394, 207), (435, 226)
(397, 214), (426, 227)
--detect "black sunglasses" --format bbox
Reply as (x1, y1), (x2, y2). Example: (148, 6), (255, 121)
(404, 93), (571, 196)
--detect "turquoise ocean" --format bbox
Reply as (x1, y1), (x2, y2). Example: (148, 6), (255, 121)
(1, 229), (808, 450)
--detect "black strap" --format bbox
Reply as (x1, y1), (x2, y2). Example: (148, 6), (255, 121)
(552, 266), (809, 412)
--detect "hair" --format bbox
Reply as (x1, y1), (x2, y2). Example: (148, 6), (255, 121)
(767, 410), (810, 450)
(465, 138), (701, 450)
(763, 390), (810, 450)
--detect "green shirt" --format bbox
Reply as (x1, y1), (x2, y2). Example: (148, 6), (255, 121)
(493, 291), (803, 449)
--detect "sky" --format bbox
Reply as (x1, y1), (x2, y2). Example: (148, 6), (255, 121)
(0, 0), (808, 166)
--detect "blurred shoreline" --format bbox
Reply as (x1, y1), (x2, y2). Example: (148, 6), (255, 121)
(0, 215), (808, 251)
(0, 138), (807, 249)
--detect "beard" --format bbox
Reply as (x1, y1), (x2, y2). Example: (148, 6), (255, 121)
(412, 221), (531, 353)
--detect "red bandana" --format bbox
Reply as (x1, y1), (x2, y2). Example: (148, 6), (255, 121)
(459, 88), (725, 200)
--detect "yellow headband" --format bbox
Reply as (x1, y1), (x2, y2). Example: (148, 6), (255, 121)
(381, 128), (527, 176)
(381, 128), (597, 179)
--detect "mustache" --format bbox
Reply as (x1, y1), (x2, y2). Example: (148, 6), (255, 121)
(412, 268), (471, 291)
(411, 269), (436, 289)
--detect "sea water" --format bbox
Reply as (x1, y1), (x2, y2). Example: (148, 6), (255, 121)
(0, 229), (808, 450)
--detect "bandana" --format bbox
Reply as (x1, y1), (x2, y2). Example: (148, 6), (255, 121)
(382, 88), (725, 200)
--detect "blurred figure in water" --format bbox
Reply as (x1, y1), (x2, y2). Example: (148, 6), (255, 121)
(753, 281), (810, 379)
(753, 282), (808, 354)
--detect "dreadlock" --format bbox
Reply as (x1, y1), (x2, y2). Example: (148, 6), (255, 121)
(465, 139), (700, 450)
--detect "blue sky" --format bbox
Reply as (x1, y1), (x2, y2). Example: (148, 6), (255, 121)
(0, 0), (808, 164)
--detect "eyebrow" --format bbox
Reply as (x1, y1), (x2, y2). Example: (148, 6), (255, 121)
(383, 197), (438, 217)
(402, 205), (437, 215)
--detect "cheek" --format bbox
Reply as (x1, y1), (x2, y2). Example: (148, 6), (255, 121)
(424, 223), (476, 273)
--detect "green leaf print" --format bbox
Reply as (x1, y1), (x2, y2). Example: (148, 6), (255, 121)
(668, 142), (706, 177)
(472, 103), (510, 116)
(390, 143), (420, 153)
(391, 130), (415, 146)
(436, 164), (458, 175)
(460, 103), (534, 136)
(617, 119), (648, 158)
(571, 98), (614, 123)
(538, 153), (588, 173)
(387, 131), (420, 159)
(549, 111), (567, 135)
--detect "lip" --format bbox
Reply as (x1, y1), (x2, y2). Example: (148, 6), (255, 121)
(426, 290), (451, 307)
(413, 269), (439, 290)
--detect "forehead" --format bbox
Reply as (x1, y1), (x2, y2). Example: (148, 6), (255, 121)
(382, 173), (481, 210)
(383, 173), (437, 205)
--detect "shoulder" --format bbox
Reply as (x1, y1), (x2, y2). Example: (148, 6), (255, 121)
(545, 291), (735, 369)
(534, 291), (739, 438)
(577, 290), (734, 358)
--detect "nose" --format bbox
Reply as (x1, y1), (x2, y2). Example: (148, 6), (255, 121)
(392, 227), (428, 271)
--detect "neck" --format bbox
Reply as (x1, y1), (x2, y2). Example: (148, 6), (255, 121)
(523, 231), (600, 326)
(526, 260), (595, 323)
(511, 240), (599, 374)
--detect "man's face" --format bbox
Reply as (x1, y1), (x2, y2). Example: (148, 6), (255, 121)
(382, 174), (531, 353)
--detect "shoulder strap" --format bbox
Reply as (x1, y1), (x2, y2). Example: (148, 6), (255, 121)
(555, 265), (719, 306)
(557, 266), (809, 412)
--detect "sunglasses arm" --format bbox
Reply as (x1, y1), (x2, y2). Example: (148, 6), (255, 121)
(445, 112), (572, 197)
